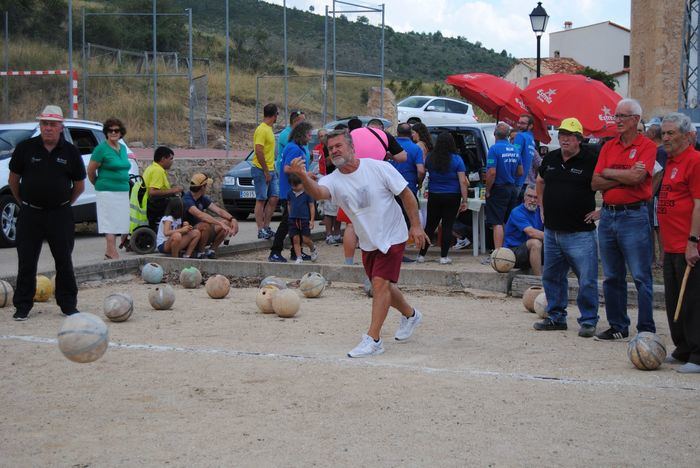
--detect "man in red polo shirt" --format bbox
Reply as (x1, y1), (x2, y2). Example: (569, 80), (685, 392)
(657, 113), (700, 373)
(591, 98), (656, 341)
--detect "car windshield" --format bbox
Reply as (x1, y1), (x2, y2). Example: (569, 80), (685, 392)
(398, 97), (431, 108)
(0, 129), (34, 159)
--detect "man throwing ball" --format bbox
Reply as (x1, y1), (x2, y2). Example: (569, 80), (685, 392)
(288, 129), (430, 357)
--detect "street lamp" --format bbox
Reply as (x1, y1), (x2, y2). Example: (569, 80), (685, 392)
(529, 2), (549, 78)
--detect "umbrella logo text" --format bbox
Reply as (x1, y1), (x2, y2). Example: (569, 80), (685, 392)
(536, 88), (557, 104)
(598, 106), (615, 123)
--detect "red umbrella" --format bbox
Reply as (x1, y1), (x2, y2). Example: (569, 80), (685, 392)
(520, 73), (622, 138)
(446, 73), (550, 143)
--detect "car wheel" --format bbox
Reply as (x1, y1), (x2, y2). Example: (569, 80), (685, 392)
(407, 117), (421, 125)
(233, 211), (250, 221)
(0, 194), (19, 248)
(129, 226), (157, 255)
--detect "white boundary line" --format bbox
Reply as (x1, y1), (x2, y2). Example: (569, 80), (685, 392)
(2, 334), (697, 393)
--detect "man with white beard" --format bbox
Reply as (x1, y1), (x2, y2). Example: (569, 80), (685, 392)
(503, 184), (544, 275)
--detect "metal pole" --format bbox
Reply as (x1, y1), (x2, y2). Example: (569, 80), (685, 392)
(187, 8), (193, 147)
(81, 8), (87, 118)
(283, 0), (288, 123)
(152, 0), (158, 147)
(332, 0), (337, 120)
(3, 12), (8, 121)
(225, 0), (230, 156)
(67, 0), (73, 115)
(379, 4), (385, 118)
(256, 76), (260, 125)
(322, 5), (328, 124)
(536, 34), (541, 78)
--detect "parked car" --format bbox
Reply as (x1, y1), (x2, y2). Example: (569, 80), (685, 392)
(398, 96), (478, 126)
(0, 119), (139, 247)
(222, 150), (319, 221)
(323, 116), (392, 131)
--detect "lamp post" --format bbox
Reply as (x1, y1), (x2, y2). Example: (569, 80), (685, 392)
(529, 2), (549, 78)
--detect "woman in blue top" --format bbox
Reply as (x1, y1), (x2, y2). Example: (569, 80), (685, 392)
(417, 132), (469, 264)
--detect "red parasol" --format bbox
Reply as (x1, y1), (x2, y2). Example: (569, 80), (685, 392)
(446, 73), (550, 143)
(520, 73), (622, 138)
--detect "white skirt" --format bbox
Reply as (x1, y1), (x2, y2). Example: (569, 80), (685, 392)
(96, 191), (130, 234)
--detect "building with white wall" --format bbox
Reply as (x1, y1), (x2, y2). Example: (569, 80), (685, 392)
(504, 57), (584, 89)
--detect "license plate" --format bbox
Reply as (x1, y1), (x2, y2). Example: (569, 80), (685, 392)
(240, 190), (256, 198)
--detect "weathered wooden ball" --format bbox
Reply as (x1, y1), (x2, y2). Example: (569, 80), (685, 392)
(628, 332), (667, 370)
(272, 288), (301, 318)
(490, 248), (516, 273)
(534, 292), (548, 319)
(57, 312), (109, 363)
(260, 276), (287, 290)
(141, 263), (164, 284)
(148, 285), (176, 310)
(522, 286), (544, 313)
(103, 292), (134, 322)
(205, 275), (230, 299)
(255, 286), (278, 314)
(34, 275), (53, 302)
(179, 267), (202, 289)
(299, 272), (326, 298)
(0, 279), (13, 308)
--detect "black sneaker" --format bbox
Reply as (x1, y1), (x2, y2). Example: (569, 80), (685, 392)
(13, 310), (29, 321)
(268, 253), (287, 263)
(533, 318), (567, 331)
(62, 310), (80, 317)
(578, 324), (596, 338)
(300, 253), (312, 261)
(594, 327), (629, 341)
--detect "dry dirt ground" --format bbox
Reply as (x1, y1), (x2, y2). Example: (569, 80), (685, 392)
(1, 276), (697, 467)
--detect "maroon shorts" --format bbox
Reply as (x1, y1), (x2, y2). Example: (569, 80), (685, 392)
(336, 207), (351, 224)
(361, 242), (406, 283)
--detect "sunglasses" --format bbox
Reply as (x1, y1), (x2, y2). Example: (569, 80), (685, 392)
(107, 128), (121, 134)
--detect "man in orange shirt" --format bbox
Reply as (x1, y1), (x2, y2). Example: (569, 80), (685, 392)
(591, 98), (656, 341)
(657, 113), (700, 373)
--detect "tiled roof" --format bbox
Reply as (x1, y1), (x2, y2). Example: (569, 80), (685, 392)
(517, 57), (585, 75)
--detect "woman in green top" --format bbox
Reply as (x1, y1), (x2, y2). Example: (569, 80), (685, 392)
(87, 118), (132, 260)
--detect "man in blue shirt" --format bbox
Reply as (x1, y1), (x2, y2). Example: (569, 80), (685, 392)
(504, 184), (544, 275)
(276, 110), (306, 167)
(485, 123), (523, 248)
(513, 114), (538, 199)
(392, 123), (425, 195)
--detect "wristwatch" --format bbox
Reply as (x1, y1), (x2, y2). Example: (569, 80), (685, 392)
(689, 235), (699, 243)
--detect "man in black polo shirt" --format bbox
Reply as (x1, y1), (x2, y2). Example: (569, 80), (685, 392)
(8, 105), (86, 321)
(533, 118), (600, 337)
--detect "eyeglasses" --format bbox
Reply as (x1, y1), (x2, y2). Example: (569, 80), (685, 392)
(107, 128), (121, 134)
(613, 113), (637, 120)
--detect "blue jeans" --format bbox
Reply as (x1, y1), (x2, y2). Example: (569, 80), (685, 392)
(542, 229), (599, 326)
(598, 207), (655, 333)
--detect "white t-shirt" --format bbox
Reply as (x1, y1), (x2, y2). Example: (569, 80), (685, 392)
(319, 158), (408, 253)
(156, 215), (182, 246)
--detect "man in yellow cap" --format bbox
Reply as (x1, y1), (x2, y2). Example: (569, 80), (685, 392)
(533, 117), (600, 338)
(183, 173), (238, 259)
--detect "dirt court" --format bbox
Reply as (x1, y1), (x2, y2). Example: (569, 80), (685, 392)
(1, 275), (697, 467)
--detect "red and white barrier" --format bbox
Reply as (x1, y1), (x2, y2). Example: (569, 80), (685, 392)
(0, 69), (79, 118)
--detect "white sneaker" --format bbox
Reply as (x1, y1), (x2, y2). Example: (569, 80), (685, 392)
(310, 248), (318, 262)
(395, 309), (423, 341)
(454, 237), (471, 250)
(347, 334), (385, 358)
(294, 258), (303, 264)
(439, 257), (453, 264)
(415, 255), (425, 263)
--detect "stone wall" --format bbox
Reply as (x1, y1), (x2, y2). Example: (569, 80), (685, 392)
(136, 157), (243, 206)
(630, 0), (684, 118)
(367, 87), (397, 130)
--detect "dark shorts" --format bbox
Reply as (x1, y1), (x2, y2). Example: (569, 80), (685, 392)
(288, 218), (311, 237)
(511, 242), (530, 269)
(361, 242), (405, 283)
(157, 242), (166, 254)
(486, 184), (519, 225)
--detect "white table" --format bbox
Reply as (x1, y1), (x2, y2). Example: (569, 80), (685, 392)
(467, 198), (486, 257)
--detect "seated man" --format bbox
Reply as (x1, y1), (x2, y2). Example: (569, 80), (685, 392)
(183, 173), (238, 259)
(142, 146), (183, 229)
(503, 184), (544, 275)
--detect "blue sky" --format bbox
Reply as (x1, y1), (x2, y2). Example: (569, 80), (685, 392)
(265, 0), (631, 59)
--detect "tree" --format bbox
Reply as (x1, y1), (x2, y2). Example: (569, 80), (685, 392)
(576, 66), (619, 91)
(356, 16), (369, 25)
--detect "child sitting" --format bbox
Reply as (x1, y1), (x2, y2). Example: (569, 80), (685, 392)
(287, 174), (318, 264)
(156, 198), (201, 258)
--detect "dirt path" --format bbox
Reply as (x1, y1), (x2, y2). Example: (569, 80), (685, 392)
(1, 277), (697, 466)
